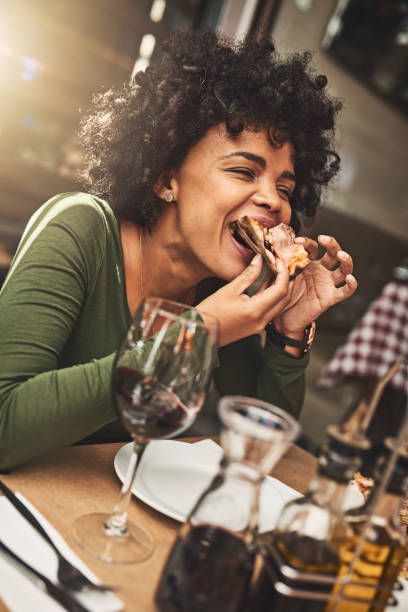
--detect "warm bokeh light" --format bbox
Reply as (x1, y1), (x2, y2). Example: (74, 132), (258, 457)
(150, 0), (167, 23)
(139, 34), (156, 59)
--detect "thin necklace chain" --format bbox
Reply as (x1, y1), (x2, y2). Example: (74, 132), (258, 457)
(139, 230), (195, 305)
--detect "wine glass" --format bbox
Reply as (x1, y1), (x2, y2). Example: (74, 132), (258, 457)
(72, 298), (219, 564)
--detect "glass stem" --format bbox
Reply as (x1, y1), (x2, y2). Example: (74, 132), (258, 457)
(105, 440), (147, 536)
(249, 478), (262, 538)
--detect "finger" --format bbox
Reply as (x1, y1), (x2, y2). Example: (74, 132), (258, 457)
(332, 251), (353, 286)
(229, 253), (264, 294)
(318, 235), (342, 270)
(294, 236), (319, 260)
(253, 261), (276, 294)
(334, 274), (358, 301)
(258, 272), (274, 293)
(251, 257), (289, 312)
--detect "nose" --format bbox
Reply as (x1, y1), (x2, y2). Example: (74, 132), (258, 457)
(251, 183), (282, 212)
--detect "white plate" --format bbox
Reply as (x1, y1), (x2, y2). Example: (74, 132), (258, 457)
(114, 439), (304, 532)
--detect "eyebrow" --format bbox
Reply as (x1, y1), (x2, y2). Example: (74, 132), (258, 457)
(222, 151), (266, 167)
(280, 170), (296, 182)
(221, 151), (296, 182)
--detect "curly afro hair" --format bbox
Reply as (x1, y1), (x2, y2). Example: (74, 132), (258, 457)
(80, 30), (342, 230)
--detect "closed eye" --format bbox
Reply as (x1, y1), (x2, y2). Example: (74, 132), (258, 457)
(278, 186), (293, 200)
(227, 167), (257, 180)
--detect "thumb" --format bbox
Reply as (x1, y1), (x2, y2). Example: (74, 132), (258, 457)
(229, 253), (263, 294)
(255, 255), (289, 304)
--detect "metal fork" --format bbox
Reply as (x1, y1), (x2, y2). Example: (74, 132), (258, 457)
(0, 539), (91, 612)
(55, 551), (115, 593)
(0, 480), (115, 593)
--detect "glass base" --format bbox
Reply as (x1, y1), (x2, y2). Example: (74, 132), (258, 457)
(72, 512), (154, 564)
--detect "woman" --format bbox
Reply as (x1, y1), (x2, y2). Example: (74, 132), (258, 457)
(0, 32), (357, 469)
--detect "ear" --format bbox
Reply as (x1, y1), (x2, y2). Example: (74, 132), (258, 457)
(153, 171), (179, 201)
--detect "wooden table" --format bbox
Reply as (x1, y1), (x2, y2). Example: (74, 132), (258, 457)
(1, 439), (316, 611)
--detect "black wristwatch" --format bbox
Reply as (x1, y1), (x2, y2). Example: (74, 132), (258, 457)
(266, 321), (316, 354)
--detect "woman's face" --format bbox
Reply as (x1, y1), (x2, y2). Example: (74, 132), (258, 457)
(169, 125), (295, 281)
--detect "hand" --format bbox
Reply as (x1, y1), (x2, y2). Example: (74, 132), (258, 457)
(197, 254), (289, 347)
(273, 234), (358, 337)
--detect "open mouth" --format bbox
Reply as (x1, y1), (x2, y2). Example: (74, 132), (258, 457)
(229, 216), (277, 275)
(228, 227), (254, 266)
(231, 225), (253, 249)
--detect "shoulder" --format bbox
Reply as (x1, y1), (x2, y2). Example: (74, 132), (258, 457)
(28, 191), (116, 235)
(3, 193), (119, 293)
(21, 191), (118, 257)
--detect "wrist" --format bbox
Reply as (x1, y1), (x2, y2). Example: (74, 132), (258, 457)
(272, 318), (306, 341)
(266, 321), (316, 356)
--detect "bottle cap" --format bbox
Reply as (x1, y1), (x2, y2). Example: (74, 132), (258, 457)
(326, 424), (371, 453)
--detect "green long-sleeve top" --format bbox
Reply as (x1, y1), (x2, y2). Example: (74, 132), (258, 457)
(0, 193), (309, 470)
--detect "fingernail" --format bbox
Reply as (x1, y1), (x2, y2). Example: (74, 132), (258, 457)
(251, 253), (261, 265)
(319, 235), (330, 241)
(338, 251), (349, 260)
(295, 237), (305, 243)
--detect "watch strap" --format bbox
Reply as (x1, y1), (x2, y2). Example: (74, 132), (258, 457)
(266, 321), (316, 353)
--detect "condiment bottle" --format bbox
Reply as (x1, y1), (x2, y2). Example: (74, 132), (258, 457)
(327, 440), (408, 611)
(251, 361), (405, 612)
(250, 435), (365, 612)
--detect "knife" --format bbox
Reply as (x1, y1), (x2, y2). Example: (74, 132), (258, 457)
(0, 480), (109, 593)
(0, 538), (90, 612)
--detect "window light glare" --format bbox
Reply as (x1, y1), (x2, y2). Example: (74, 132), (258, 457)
(0, 45), (12, 57)
(139, 34), (156, 59)
(150, 0), (166, 23)
(20, 56), (41, 81)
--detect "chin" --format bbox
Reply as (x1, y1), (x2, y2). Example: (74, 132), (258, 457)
(213, 260), (246, 282)
(201, 244), (248, 281)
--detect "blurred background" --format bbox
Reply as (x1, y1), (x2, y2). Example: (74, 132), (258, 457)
(1, 0), (407, 451)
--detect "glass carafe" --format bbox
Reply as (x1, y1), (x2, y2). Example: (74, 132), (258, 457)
(155, 395), (300, 612)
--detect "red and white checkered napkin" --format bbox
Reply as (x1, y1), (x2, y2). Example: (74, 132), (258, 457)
(318, 281), (408, 391)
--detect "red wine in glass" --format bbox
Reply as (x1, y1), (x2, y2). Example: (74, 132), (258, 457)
(115, 366), (198, 439)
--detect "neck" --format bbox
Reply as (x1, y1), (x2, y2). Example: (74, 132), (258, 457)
(120, 213), (208, 317)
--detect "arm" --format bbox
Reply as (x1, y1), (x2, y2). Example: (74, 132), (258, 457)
(214, 334), (308, 419)
(257, 341), (309, 419)
(0, 202), (117, 470)
(196, 260), (307, 418)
